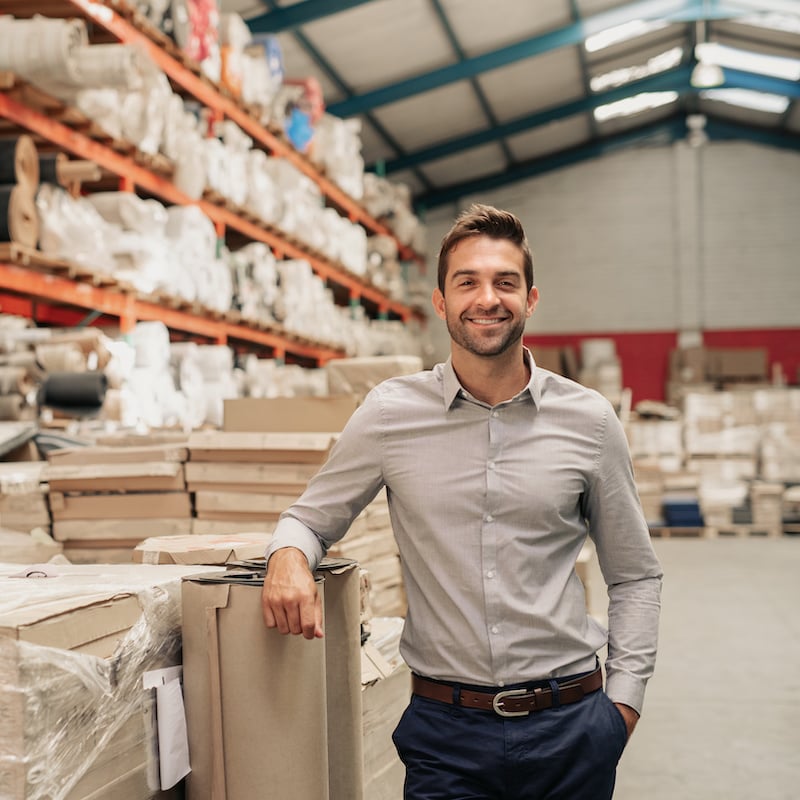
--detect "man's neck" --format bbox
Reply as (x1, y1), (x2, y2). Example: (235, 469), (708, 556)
(451, 347), (530, 406)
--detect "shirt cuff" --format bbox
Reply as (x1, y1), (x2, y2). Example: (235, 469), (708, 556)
(264, 515), (326, 572)
(605, 669), (648, 715)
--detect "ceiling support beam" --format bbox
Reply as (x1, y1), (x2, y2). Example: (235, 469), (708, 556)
(246, 0), (377, 34)
(427, 0), (516, 167)
(414, 117), (688, 211)
(414, 113), (800, 211)
(375, 66), (799, 174)
(327, 0), (758, 117)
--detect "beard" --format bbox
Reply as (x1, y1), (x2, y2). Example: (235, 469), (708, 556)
(445, 310), (526, 358)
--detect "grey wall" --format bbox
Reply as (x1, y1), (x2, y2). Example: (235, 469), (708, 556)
(421, 140), (800, 366)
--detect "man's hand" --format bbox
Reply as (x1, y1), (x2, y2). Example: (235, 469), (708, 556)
(261, 547), (323, 640)
(613, 703), (639, 741)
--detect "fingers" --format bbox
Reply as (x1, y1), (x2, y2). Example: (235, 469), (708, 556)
(261, 548), (324, 640)
(262, 582), (319, 639)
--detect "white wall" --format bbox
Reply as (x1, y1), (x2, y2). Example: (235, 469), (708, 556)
(420, 140), (800, 365)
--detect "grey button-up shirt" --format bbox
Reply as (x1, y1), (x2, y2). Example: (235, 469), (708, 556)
(266, 351), (663, 712)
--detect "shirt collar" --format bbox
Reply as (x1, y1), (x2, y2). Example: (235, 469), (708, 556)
(442, 348), (541, 410)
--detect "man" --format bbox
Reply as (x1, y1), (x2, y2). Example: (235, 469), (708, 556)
(262, 204), (663, 799)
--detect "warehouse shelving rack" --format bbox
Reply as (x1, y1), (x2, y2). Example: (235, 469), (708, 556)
(0, 0), (426, 365)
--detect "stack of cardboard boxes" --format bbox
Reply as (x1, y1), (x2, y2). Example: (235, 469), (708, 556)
(43, 443), (193, 563)
(0, 562), (217, 800)
(628, 384), (799, 535)
(186, 429), (333, 535)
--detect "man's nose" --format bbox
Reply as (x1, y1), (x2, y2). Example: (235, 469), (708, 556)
(476, 282), (500, 306)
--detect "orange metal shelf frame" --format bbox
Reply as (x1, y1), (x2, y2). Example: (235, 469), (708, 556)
(0, 91), (421, 321)
(0, 263), (345, 364)
(63, 0), (425, 264)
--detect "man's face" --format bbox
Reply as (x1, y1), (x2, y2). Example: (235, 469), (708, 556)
(432, 236), (538, 358)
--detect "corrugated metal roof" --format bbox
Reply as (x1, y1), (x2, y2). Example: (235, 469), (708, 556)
(222, 0), (800, 210)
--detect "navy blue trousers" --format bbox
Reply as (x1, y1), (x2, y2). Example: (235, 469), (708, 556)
(392, 678), (628, 800)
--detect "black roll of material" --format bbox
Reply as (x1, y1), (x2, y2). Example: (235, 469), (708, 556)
(38, 371), (108, 415)
(0, 184), (39, 247)
(37, 153), (65, 185)
(39, 153), (102, 186)
(0, 136), (39, 187)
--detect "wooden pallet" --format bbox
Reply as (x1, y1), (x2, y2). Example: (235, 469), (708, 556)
(783, 524), (800, 536)
(0, 242), (136, 292)
(649, 526), (710, 538)
(708, 524), (783, 538)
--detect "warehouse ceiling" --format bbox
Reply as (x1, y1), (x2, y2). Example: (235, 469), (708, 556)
(221, 0), (800, 212)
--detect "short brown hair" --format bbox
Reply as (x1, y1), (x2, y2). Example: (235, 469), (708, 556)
(437, 204), (534, 294)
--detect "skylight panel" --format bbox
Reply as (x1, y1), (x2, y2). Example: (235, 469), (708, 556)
(700, 88), (791, 114)
(585, 19), (671, 53)
(593, 91), (679, 122)
(695, 41), (800, 81)
(590, 47), (683, 92)
(737, 11), (800, 35)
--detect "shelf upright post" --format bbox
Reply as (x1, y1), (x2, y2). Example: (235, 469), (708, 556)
(119, 294), (137, 335)
(349, 291), (361, 320)
(214, 220), (225, 258)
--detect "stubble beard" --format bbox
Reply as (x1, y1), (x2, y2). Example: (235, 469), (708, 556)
(446, 312), (526, 358)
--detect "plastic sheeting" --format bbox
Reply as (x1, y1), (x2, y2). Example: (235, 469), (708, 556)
(0, 563), (215, 800)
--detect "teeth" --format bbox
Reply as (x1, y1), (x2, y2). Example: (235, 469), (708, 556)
(472, 318), (503, 325)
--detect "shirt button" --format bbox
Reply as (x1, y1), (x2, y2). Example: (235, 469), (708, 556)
(492, 411), (499, 418)
(488, 461), (495, 470)
(486, 570), (495, 579)
(498, 680), (505, 687)
(485, 514), (494, 523)
(491, 625), (499, 634)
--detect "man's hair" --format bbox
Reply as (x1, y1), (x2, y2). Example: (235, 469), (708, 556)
(437, 203), (534, 294)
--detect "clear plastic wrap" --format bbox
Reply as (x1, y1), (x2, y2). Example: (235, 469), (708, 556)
(0, 565), (204, 800)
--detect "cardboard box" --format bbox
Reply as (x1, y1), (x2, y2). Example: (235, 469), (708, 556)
(48, 492), (192, 521)
(182, 559), (363, 800)
(182, 571), (330, 800)
(326, 356), (422, 401)
(360, 616), (409, 799)
(670, 346), (708, 383)
(531, 346), (564, 375)
(0, 563), (214, 800)
(707, 348), (768, 382)
(0, 528), (62, 562)
(43, 461), (186, 493)
(193, 490), (298, 516)
(133, 533), (273, 565)
(47, 444), (188, 466)
(362, 663), (410, 800)
(53, 517), (193, 542)
(223, 396), (359, 433)
(190, 518), (278, 536)
(184, 460), (320, 494)
(187, 431), (335, 464)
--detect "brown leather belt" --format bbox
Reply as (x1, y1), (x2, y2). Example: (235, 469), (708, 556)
(411, 667), (603, 718)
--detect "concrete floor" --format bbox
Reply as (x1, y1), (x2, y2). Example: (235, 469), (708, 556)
(606, 537), (800, 800)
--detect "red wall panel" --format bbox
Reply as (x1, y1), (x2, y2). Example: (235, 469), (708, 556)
(524, 328), (799, 405)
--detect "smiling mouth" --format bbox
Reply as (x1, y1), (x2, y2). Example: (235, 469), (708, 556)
(468, 317), (507, 325)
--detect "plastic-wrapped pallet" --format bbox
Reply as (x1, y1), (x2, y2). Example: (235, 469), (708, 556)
(0, 561), (218, 800)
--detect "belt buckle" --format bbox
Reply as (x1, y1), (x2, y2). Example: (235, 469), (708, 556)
(491, 688), (532, 718)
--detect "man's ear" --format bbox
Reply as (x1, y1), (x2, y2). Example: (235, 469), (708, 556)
(432, 287), (446, 321)
(526, 286), (539, 318)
